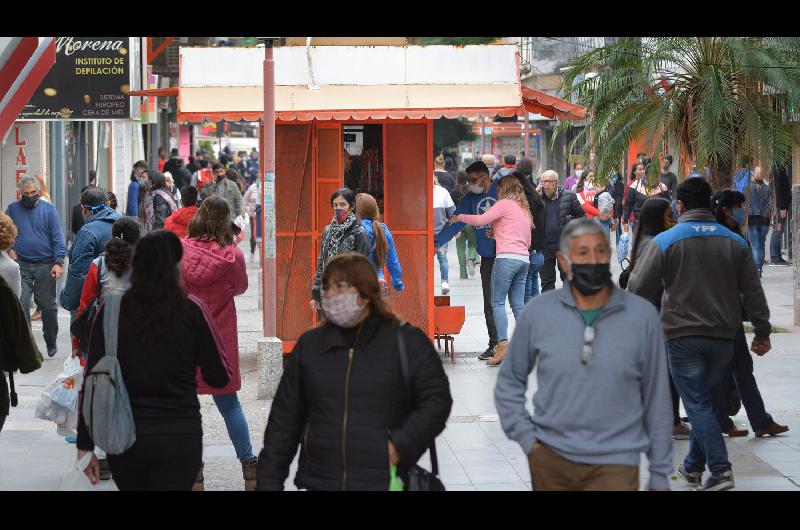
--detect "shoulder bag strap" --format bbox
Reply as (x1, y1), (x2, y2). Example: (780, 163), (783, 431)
(102, 293), (123, 358)
(396, 322), (439, 476)
(8, 371), (17, 407)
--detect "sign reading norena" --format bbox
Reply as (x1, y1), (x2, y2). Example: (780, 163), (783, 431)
(19, 37), (132, 121)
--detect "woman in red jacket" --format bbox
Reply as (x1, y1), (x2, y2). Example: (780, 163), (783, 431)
(575, 169), (603, 220)
(180, 196), (255, 490)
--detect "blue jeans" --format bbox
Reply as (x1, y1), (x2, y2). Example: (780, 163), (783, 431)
(524, 251), (545, 303)
(212, 393), (255, 461)
(770, 224), (783, 262)
(667, 337), (734, 475)
(717, 327), (774, 432)
(748, 224), (769, 271)
(436, 241), (449, 282)
(491, 258), (529, 342)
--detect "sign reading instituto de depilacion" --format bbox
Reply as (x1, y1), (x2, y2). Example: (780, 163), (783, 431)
(19, 37), (132, 120)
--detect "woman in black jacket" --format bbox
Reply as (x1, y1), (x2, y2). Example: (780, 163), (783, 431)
(310, 188), (371, 312)
(147, 171), (177, 231)
(258, 252), (452, 491)
(76, 230), (229, 490)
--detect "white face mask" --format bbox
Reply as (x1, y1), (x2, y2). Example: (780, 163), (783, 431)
(575, 170), (584, 178)
(321, 292), (364, 328)
(468, 184), (484, 194)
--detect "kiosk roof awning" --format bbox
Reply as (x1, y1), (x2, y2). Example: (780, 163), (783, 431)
(169, 45), (585, 123)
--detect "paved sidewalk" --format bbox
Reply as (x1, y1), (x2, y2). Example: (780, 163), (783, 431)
(2, 237), (799, 490)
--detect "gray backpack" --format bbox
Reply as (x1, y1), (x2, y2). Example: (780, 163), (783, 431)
(81, 292), (136, 455)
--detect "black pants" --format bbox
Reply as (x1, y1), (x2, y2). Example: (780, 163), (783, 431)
(669, 367), (681, 424)
(540, 249), (566, 292)
(0, 414), (6, 434)
(249, 216), (257, 254)
(108, 433), (202, 491)
(480, 257), (498, 348)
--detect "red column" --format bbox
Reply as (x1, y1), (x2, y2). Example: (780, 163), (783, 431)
(262, 40), (277, 337)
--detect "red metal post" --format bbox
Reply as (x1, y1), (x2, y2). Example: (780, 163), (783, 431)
(262, 41), (277, 337)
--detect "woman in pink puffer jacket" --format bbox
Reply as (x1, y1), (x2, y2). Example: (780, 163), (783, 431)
(180, 195), (256, 490)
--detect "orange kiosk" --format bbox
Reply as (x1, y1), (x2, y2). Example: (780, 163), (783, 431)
(150, 44), (585, 351)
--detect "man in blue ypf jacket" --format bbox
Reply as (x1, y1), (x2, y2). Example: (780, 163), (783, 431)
(434, 160), (498, 361)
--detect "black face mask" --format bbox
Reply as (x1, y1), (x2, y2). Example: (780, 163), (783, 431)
(21, 194), (40, 208)
(216, 174), (226, 181)
(570, 262), (611, 295)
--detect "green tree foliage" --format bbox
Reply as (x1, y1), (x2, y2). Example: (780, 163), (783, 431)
(434, 118), (476, 155)
(414, 37), (499, 46)
(556, 37), (800, 189)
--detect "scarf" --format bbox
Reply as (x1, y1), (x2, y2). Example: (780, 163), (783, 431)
(326, 211), (357, 261)
(154, 189), (178, 212)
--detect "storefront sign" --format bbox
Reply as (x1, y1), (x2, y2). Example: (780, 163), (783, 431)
(1, 122), (44, 210)
(18, 37), (132, 120)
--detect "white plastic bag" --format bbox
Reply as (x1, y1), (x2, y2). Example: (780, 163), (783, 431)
(59, 452), (96, 491)
(617, 232), (630, 264)
(234, 215), (248, 230)
(50, 357), (83, 412)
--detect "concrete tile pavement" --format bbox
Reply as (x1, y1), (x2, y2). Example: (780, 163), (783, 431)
(2, 235), (799, 490)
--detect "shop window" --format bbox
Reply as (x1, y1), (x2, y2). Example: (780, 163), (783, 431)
(343, 124), (384, 211)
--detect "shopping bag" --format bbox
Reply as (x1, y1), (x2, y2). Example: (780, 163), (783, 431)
(50, 357), (83, 412)
(234, 215), (248, 230)
(616, 233), (630, 265)
(58, 452), (96, 491)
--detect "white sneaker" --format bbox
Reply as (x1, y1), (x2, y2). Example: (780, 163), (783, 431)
(467, 259), (476, 277)
(441, 281), (450, 295)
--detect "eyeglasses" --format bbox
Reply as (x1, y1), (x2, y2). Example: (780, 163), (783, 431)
(322, 281), (353, 295)
(466, 176), (483, 184)
(581, 325), (595, 365)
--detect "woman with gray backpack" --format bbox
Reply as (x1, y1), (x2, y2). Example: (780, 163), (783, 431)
(76, 230), (230, 490)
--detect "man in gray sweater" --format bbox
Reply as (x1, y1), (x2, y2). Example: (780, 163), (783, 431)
(628, 177), (771, 492)
(495, 218), (673, 491)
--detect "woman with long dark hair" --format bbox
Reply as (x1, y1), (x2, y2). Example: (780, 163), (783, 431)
(355, 193), (403, 294)
(256, 252), (452, 490)
(147, 171), (177, 231)
(310, 188), (371, 312)
(181, 195), (256, 489)
(506, 171), (544, 303)
(622, 162), (670, 233)
(76, 230), (229, 489)
(711, 189), (788, 438)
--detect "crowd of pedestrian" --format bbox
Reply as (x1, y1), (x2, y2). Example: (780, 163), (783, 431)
(0, 145), (795, 493)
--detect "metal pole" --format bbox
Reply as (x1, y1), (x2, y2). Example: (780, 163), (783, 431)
(262, 40), (276, 337)
(523, 113), (530, 158)
(480, 114), (486, 156)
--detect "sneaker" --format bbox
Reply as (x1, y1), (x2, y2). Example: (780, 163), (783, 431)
(441, 281), (450, 295)
(467, 259), (476, 277)
(677, 464), (703, 487)
(64, 434), (77, 444)
(47, 346), (57, 358)
(701, 470), (734, 491)
(98, 458), (112, 480)
(754, 422), (789, 437)
(242, 458), (258, 491)
(771, 259), (791, 266)
(673, 422), (691, 440)
(478, 346), (495, 361)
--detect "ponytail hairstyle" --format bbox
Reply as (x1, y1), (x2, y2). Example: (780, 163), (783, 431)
(498, 175), (533, 227)
(355, 193), (388, 268)
(105, 217), (143, 276)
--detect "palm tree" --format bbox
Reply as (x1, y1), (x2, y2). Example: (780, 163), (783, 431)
(555, 37), (800, 190)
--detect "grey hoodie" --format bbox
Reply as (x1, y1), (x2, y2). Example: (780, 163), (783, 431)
(628, 209), (770, 341)
(494, 284), (674, 490)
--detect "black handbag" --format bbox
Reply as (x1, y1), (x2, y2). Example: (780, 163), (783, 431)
(396, 323), (446, 492)
(70, 297), (102, 354)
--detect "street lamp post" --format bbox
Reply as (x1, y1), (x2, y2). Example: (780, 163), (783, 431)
(257, 37), (282, 399)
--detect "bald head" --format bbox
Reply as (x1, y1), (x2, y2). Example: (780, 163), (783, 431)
(539, 170), (559, 198)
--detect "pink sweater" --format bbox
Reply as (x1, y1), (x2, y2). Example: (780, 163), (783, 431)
(458, 198), (532, 256)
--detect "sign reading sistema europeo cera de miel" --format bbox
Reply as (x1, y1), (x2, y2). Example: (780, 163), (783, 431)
(19, 37), (132, 120)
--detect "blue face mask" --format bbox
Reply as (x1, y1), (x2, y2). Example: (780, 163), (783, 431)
(82, 205), (105, 223)
(731, 207), (745, 226)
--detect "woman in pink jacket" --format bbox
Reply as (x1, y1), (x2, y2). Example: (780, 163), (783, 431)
(450, 175), (533, 366)
(181, 196), (256, 490)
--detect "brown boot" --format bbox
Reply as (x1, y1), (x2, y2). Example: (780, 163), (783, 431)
(487, 341), (509, 367)
(242, 458), (258, 491)
(192, 462), (204, 491)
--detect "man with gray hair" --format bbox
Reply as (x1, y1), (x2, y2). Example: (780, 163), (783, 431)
(59, 187), (120, 319)
(495, 218), (673, 490)
(5, 176), (66, 357)
(536, 169), (585, 291)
